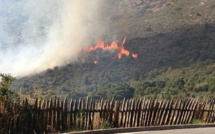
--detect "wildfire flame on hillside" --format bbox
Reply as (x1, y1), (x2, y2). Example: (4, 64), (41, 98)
(87, 37), (138, 60)
(94, 61), (98, 64)
(132, 53), (138, 58)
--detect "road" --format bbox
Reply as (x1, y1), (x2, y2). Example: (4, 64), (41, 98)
(115, 127), (215, 134)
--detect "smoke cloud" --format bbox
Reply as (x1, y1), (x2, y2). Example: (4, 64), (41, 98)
(0, 0), (110, 76)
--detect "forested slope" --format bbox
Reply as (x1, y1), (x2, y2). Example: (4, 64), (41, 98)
(11, 0), (215, 101)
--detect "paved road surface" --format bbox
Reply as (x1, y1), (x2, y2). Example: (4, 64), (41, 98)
(115, 127), (215, 134)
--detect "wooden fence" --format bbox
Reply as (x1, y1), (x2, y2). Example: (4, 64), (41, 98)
(0, 98), (215, 134)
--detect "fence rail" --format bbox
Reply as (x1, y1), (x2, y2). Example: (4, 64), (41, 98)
(0, 98), (215, 134)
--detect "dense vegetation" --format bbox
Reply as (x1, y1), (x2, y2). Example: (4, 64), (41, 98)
(0, 74), (19, 103)
(133, 60), (215, 101)
(10, 0), (215, 102)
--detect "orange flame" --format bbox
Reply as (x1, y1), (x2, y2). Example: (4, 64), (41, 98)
(87, 37), (137, 60)
(122, 37), (126, 45)
(132, 53), (138, 58)
(94, 61), (98, 64)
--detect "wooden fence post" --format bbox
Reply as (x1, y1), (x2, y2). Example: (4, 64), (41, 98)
(91, 101), (95, 130)
(109, 99), (115, 126)
(53, 97), (57, 130)
(148, 99), (155, 126)
(114, 101), (120, 127)
(57, 98), (61, 130)
(48, 98), (53, 127)
(165, 100), (173, 125)
(123, 99), (128, 127)
(64, 97), (68, 129)
(142, 100), (149, 126)
(169, 99), (179, 125)
(180, 99), (191, 124)
(151, 100), (159, 126)
(206, 99), (215, 123)
(187, 99), (198, 124)
(61, 99), (65, 130)
(85, 98), (89, 130)
(88, 99), (92, 130)
(136, 99), (142, 127)
(120, 98), (125, 127)
(69, 98), (74, 129)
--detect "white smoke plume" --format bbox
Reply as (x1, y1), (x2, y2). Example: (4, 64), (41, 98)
(0, 0), (110, 76)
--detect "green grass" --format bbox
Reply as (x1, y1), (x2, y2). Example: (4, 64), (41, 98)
(190, 118), (203, 124)
(99, 120), (111, 129)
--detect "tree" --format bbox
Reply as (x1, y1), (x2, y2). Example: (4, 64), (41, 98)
(89, 83), (135, 100)
(0, 74), (18, 102)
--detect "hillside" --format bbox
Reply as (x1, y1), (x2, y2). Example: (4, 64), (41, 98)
(11, 0), (215, 101)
